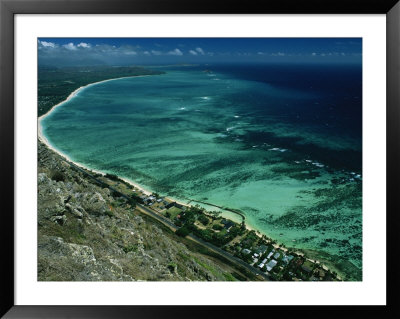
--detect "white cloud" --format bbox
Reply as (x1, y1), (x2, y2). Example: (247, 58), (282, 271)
(63, 42), (77, 50)
(167, 48), (183, 56)
(311, 52), (317, 56)
(40, 41), (57, 48)
(257, 52), (264, 55)
(151, 50), (162, 55)
(77, 42), (91, 48)
(189, 50), (198, 55)
(195, 47), (205, 55)
(143, 51), (151, 56)
(124, 50), (137, 55)
(270, 52), (286, 56)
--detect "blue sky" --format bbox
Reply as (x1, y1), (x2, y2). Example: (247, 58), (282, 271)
(38, 38), (362, 66)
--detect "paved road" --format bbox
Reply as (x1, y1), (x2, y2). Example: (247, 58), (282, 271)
(137, 204), (271, 281)
(66, 159), (270, 281)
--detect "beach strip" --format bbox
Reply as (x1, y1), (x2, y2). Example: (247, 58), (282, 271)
(38, 74), (195, 206)
(37, 74), (288, 240)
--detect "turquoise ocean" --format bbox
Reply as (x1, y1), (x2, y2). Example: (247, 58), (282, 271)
(41, 64), (362, 276)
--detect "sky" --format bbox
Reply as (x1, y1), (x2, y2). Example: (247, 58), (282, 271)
(38, 38), (362, 67)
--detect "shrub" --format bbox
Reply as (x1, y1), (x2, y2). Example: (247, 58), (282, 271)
(212, 224), (223, 231)
(198, 214), (209, 226)
(176, 226), (190, 237)
(122, 244), (137, 253)
(51, 170), (65, 182)
(167, 263), (177, 273)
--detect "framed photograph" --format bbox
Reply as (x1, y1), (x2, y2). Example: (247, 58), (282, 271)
(1, 0), (399, 317)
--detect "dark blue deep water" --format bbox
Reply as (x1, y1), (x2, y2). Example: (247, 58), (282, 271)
(42, 63), (363, 279)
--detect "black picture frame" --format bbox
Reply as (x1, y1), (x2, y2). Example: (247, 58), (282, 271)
(1, 0), (399, 317)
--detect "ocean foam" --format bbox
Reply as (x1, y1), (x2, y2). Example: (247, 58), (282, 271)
(312, 162), (324, 168)
(269, 147), (287, 152)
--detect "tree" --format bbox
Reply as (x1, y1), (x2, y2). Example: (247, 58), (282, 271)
(198, 214), (209, 226)
(51, 170), (65, 182)
(229, 225), (242, 237)
(212, 224), (223, 231)
(176, 226), (190, 237)
(210, 211), (221, 221)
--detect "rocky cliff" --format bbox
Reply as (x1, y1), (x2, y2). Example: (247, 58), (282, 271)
(38, 141), (238, 281)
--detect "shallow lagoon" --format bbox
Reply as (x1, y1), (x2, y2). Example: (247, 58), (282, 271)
(42, 65), (362, 276)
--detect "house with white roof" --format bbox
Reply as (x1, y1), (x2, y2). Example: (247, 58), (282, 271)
(266, 250), (274, 259)
(282, 255), (294, 264)
(266, 259), (278, 272)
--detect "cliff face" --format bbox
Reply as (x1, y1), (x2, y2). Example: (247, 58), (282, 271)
(38, 142), (234, 281)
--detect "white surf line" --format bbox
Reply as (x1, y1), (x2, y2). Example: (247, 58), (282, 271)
(37, 75), (156, 196)
(37, 73), (318, 261)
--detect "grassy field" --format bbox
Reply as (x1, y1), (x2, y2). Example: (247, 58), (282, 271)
(166, 206), (182, 219)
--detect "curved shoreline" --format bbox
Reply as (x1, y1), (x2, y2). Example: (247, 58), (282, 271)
(38, 74), (201, 206)
(37, 74), (261, 231)
(38, 74), (151, 122)
(38, 75), (157, 196)
(37, 74), (358, 280)
(36, 74), (307, 241)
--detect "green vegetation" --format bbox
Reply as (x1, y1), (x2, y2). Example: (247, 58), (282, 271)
(50, 170), (65, 182)
(167, 206), (182, 219)
(37, 63), (349, 281)
(192, 256), (221, 278)
(175, 226), (191, 237)
(104, 173), (120, 181)
(223, 272), (237, 281)
(40, 211), (87, 245)
(198, 214), (209, 226)
(38, 65), (164, 116)
(212, 224), (224, 231)
(122, 244), (138, 254)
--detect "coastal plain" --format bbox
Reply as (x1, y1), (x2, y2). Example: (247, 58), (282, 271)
(40, 64), (362, 280)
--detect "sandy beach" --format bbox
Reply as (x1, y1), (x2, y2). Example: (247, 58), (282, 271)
(38, 75), (159, 198)
(36, 74), (330, 273)
(38, 74), (198, 209)
(38, 82), (257, 235)
(39, 86), (280, 240)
